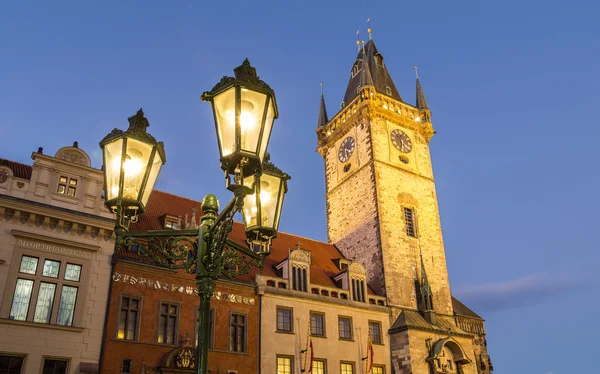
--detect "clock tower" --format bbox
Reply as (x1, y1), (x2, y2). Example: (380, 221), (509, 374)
(316, 35), (493, 374)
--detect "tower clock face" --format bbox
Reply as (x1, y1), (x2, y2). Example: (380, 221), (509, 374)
(391, 129), (412, 153)
(338, 136), (355, 163)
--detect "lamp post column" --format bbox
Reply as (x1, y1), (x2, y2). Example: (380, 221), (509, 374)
(196, 195), (219, 374)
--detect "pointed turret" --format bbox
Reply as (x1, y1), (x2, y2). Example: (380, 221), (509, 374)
(317, 84), (328, 128)
(416, 78), (429, 110)
(342, 39), (402, 105)
(419, 249), (433, 311)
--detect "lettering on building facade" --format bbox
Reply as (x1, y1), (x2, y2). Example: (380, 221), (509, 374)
(111, 272), (255, 305)
(16, 239), (93, 258)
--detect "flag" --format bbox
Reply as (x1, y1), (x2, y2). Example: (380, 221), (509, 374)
(365, 333), (374, 373)
(302, 323), (313, 373)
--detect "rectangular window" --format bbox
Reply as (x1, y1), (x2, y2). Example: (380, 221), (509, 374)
(165, 220), (179, 229)
(0, 355), (25, 373)
(117, 296), (140, 341)
(42, 358), (68, 374)
(9, 254), (83, 325)
(57, 176), (77, 197)
(372, 365), (385, 374)
(229, 312), (247, 353)
(312, 359), (326, 374)
(403, 207), (416, 237)
(195, 307), (215, 350)
(369, 321), (383, 344)
(351, 279), (366, 302)
(276, 356), (293, 374)
(121, 359), (133, 374)
(158, 302), (179, 345)
(310, 312), (325, 337)
(340, 362), (354, 374)
(276, 307), (293, 332)
(338, 316), (352, 340)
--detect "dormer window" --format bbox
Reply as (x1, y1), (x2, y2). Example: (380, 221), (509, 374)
(291, 265), (307, 292)
(375, 53), (384, 66)
(161, 214), (181, 230)
(385, 86), (392, 96)
(165, 219), (179, 230)
(57, 176), (77, 197)
(351, 278), (366, 303)
(352, 60), (363, 77)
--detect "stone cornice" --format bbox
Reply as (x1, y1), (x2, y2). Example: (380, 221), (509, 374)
(0, 194), (114, 228)
(32, 153), (103, 176)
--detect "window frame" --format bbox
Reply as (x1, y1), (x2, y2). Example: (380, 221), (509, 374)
(340, 361), (355, 374)
(156, 300), (180, 346)
(312, 358), (327, 374)
(368, 320), (384, 345)
(2, 250), (87, 327)
(338, 315), (353, 341)
(56, 175), (78, 197)
(403, 206), (418, 238)
(116, 294), (142, 341)
(228, 311), (248, 354)
(276, 306), (294, 333)
(41, 356), (70, 374)
(0, 353), (26, 374)
(310, 311), (326, 338)
(276, 355), (294, 374)
(372, 365), (385, 374)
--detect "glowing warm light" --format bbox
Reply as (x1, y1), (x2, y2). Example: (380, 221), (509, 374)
(117, 331), (124, 339)
(240, 111), (255, 131)
(111, 186), (119, 196)
(259, 190), (271, 204)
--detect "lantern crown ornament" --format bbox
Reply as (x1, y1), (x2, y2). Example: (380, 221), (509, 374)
(201, 59), (279, 176)
(100, 109), (166, 219)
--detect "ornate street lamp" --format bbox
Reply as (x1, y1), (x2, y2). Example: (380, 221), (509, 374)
(100, 109), (165, 224)
(102, 60), (289, 374)
(201, 58), (277, 176)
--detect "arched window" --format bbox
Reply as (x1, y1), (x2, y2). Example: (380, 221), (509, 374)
(352, 60), (363, 76)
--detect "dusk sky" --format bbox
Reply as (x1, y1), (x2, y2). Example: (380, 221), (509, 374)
(1, 1), (599, 372)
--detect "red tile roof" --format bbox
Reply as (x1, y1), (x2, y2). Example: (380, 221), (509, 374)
(131, 190), (202, 231)
(125, 190), (367, 292)
(0, 158), (32, 180)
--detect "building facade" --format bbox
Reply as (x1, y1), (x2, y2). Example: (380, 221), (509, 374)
(254, 235), (390, 374)
(100, 191), (260, 374)
(0, 145), (115, 373)
(316, 35), (493, 373)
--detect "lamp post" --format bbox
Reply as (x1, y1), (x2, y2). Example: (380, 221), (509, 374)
(101, 60), (290, 374)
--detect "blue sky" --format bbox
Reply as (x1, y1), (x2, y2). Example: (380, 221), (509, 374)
(1, 1), (599, 372)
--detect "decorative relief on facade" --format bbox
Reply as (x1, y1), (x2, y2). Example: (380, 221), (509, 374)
(111, 271), (256, 305)
(348, 262), (366, 274)
(289, 250), (310, 263)
(0, 169), (8, 184)
(55, 148), (91, 167)
(175, 348), (195, 368)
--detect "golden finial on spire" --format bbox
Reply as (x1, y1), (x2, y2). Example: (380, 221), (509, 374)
(356, 30), (361, 52)
(367, 18), (372, 40)
(414, 65), (419, 79)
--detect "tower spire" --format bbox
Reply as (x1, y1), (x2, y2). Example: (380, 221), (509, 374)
(360, 41), (374, 88)
(367, 18), (372, 40)
(317, 83), (328, 128)
(419, 247), (433, 312)
(415, 66), (429, 110)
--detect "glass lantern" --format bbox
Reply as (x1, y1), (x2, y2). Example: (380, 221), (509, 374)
(242, 155), (290, 254)
(201, 59), (278, 176)
(100, 109), (166, 215)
